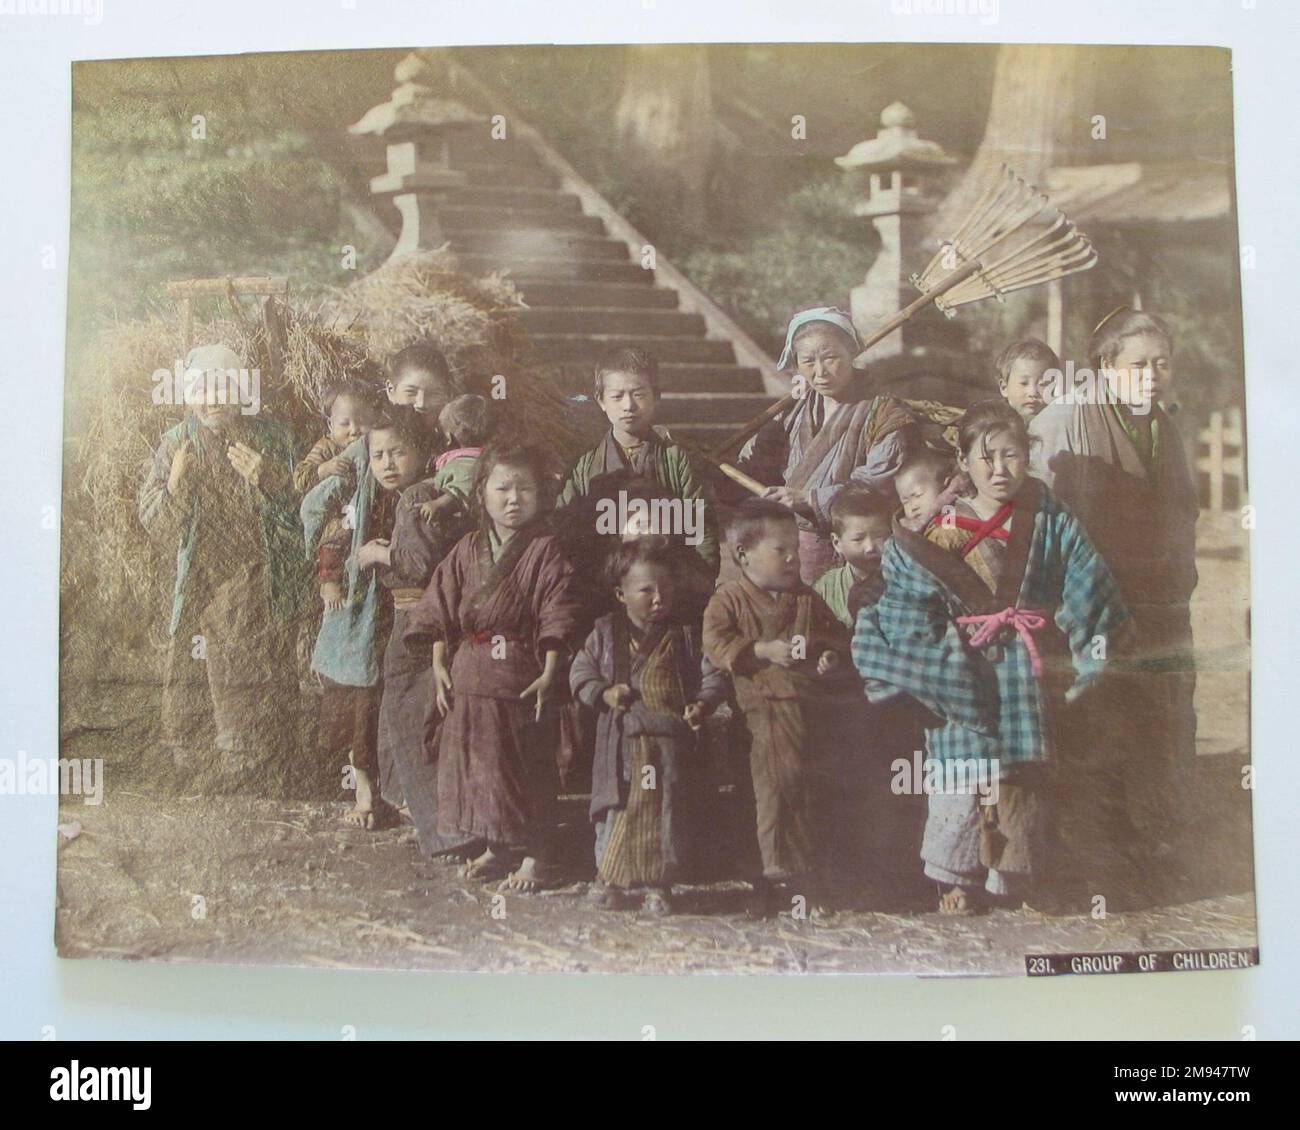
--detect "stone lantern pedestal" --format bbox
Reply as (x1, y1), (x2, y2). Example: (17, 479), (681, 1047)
(836, 103), (955, 363)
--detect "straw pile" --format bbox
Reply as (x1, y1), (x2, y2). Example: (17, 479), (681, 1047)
(61, 248), (588, 684)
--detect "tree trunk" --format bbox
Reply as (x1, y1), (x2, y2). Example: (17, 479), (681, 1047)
(613, 45), (715, 232)
(929, 44), (1097, 242)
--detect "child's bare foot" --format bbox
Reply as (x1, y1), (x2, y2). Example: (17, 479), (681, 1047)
(342, 797), (399, 831)
(429, 843), (478, 867)
(498, 856), (559, 894)
(937, 884), (981, 916)
(460, 847), (513, 882)
(587, 881), (628, 910)
(641, 888), (674, 916)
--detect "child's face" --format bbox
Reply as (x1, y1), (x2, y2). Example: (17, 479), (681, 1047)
(895, 465), (945, 526)
(482, 462), (541, 532)
(386, 368), (451, 427)
(737, 518), (801, 592)
(616, 560), (676, 628)
(794, 327), (857, 401)
(1106, 332), (1173, 409)
(597, 371), (657, 439)
(961, 428), (1029, 506)
(999, 358), (1054, 420)
(368, 428), (424, 491)
(831, 514), (891, 571)
(329, 394), (372, 447)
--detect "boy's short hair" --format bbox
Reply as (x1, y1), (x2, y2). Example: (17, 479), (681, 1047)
(897, 445), (955, 490)
(367, 407), (432, 456)
(994, 338), (1061, 387)
(829, 484), (894, 534)
(388, 342), (453, 386)
(438, 394), (491, 446)
(604, 536), (678, 588)
(321, 378), (380, 418)
(594, 346), (659, 399)
(724, 498), (796, 554)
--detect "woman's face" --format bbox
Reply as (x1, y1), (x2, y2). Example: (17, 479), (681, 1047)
(482, 462), (540, 532)
(961, 427), (1029, 506)
(386, 368), (452, 426)
(1105, 332), (1173, 409)
(793, 326), (857, 400)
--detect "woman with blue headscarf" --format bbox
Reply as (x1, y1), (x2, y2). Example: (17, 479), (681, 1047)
(735, 307), (917, 583)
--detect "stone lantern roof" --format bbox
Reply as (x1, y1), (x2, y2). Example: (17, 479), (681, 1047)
(348, 82), (485, 140)
(834, 102), (956, 173)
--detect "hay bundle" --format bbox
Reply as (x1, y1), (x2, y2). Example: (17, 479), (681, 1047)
(64, 251), (590, 645)
(326, 248), (586, 466)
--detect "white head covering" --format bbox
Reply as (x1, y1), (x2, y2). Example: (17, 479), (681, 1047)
(184, 343), (243, 374)
(777, 307), (861, 371)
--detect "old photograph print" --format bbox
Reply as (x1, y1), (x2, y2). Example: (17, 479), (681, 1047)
(55, 43), (1254, 975)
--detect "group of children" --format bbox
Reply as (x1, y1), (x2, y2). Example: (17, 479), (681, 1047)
(153, 302), (1192, 918)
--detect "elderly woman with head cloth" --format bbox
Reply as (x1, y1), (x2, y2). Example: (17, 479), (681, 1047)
(734, 307), (918, 583)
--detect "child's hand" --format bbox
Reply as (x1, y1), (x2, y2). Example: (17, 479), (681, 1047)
(167, 438), (194, 495)
(320, 581), (344, 611)
(355, 538), (390, 568)
(318, 456), (353, 481)
(754, 639), (796, 668)
(683, 701), (710, 730)
(602, 684), (635, 712)
(520, 671), (555, 722)
(817, 650), (839, 676)
(433, 662), (453, 716)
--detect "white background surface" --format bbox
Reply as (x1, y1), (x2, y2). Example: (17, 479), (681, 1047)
(1, 0), (1294, 1040)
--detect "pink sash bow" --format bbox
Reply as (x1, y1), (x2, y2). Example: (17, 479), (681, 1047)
(956, 607), (1048, 678)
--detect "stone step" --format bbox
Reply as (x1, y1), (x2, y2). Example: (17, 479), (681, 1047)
(448, 229), (628, 260)
(656, 392), (775, 424)
(447, 135), (547, 166)
(515, 280), (677, 308)
(439, 205), (605, 235)
(455, 255), (652, 283)
(550, 362), (768, 398)
(657, 422), (741, 452)
(444, 185), (583, 212)
(455, 161), (560, 190)
(534, 334), (736, 364)
(517, 306), (706, 337)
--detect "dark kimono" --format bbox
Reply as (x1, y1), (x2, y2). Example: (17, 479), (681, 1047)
(1030, 397), (1199, 874)
(570, 614), (730, 887)
(405, 525), (583, 852)
(702, 576), (859, 881)
(735, 380), (915, 582)
(374, 478), (471, 852)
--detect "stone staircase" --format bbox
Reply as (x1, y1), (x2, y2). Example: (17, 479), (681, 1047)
(398, 60), (782, 453)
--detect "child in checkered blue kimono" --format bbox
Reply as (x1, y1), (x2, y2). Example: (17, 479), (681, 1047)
(852, 401), (1130, 914)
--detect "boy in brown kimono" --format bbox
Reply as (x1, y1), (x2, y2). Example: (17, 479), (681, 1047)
(702, 499), (858, 916)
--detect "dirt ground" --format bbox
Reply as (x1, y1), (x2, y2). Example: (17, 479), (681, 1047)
(54, 515), (1256, 976)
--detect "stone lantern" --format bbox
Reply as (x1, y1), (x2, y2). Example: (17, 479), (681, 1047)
(349, 55), (486, 263)
(836, 102), (955, 361)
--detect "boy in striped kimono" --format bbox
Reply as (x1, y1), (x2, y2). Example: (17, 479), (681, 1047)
(853, 401), (1130, 914)
(570, 540), (729, 914)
